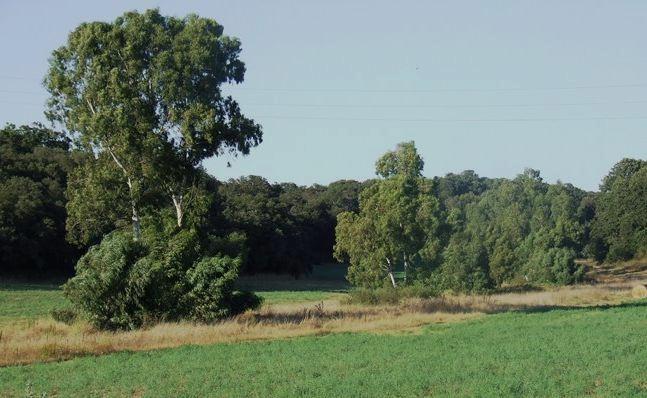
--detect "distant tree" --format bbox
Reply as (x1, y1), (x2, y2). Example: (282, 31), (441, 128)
(591, 159), (647, 261)
(599, 158), (647, 193)
(214, 176), (313, 275)
(437, 169), (590, 290)
(0, 124), (79, 277)
(375, 141), (424, 179)
(45, 9), (262, 238)
(335, 142), (442, 287)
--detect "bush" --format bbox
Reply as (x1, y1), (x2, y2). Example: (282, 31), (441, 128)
(64, 229), (261, 330)
(63, 231), (148, 330)
(51, 308), (78, 325)
(525, 247), (584, 285)
(187, 255), (248, 322)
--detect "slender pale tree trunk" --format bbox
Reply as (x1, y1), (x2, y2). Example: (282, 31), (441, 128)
(87, 100), (143, 240)
(385, 257), (397, 288)
(171, 193), (184, 228)
(130, 190), (141, 240)
(403, 253), (408, 284)
(106, 146), (141, 241)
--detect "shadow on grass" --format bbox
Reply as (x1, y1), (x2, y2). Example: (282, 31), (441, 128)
(236, 264), (350, 293)
(0, 280), (64, 292)
(236, 280), (350, 293)
(514, 299), (647, 315)
(493, 284), (545, 294)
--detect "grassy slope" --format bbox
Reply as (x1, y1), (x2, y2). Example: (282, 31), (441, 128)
(1, 302), (646, 397)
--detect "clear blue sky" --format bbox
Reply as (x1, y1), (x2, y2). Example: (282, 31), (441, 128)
(1, 1), (646, 191)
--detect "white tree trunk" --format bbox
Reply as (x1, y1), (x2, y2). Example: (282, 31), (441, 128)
(105, 146), (141, 241)
(403, 253), (408, 284)
(131, 201), (141, 241)
(385, 257), (397, 288)
(171, 194), (183, 228)
(388, 271), (397, 288)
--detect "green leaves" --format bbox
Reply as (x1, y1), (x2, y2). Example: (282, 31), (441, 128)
(591, 159), (647, 261)
(336, 142), (442, 288)
(0, 124), (78, 277)
(45, 9), (263, 232)
(375, 141), (424, 179)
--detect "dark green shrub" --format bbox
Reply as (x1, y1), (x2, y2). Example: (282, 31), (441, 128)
(228, 290), (263, 314)
(51, 308), (78, 325)
(64, 229), (261, 330)
(63, 231), (148, 330)
(525, 247), (584, 285)
(187, 255), (247, 322)
(437, 236), (493, 293)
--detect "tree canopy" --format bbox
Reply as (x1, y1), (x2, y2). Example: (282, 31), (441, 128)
(590, 158), (647, 261)
(0, 124), (80, 277)
(45, 9), (262, 236)
(335, 142), (442, 287)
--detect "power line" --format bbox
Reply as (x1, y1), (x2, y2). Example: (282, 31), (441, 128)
(244, 99), (647, 109)
(227, 83), (647, 93)
(2, 73), (647, 92)
(257, 115), (647, 122)
(2, 99), (646, 122)
(0, 89), (45, 95)
(0, 75), (37, 80)
(3, 95), (647, 110)
(0, 100), (44, 106)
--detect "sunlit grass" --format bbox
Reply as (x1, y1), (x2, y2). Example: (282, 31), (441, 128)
(1, 301), (645, 397)
(0, 281), (69, 324)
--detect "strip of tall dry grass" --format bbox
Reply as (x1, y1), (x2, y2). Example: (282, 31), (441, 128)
(1, 300), (479, 367)
(1, 280), (642, 367)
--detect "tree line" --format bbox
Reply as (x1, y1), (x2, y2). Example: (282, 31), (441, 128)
(334, 142), (646, 291)
(3, 124), (644, 288)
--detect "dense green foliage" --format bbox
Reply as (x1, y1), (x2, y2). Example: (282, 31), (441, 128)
(336, 143), (596, 291)
(439, 169), (590, 290)
(1, 6), (645, 327)
(335, 142), (443, 288)
(2, 302), (645, 397)
(43, 9), (267, 329)
(0, 124), (80, 277)
(45, 8), (263, 238)
(216, 176), (364, 276)
(64, 226), (261, 330)
(589, 158), (647, 262)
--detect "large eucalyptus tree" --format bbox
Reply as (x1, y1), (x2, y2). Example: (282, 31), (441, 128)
(45, 9), (262, 238)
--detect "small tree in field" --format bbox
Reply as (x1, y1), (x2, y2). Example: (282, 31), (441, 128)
(334, 142), (442, 288)
(45, 9), (262, 238)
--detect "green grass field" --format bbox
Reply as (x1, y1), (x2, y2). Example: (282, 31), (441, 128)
(0, 264), (350, 322)
(0, 281), (69, 323)
(236, 264), (350, 304)
(1, 301), (645, 397)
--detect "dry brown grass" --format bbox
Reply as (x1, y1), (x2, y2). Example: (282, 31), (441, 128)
(0, 300), (479, 367)
(586, 257), (647, 283)
(1, 278), (643, 367)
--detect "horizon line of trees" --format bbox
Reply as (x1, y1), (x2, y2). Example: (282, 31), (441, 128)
(2, 123), (645, 283)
